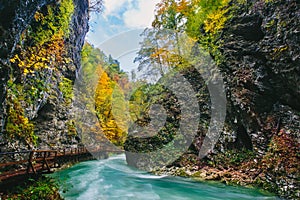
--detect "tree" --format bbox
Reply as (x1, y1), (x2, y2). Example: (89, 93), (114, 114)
(81, 43), (129, 146)
(185, 0), (230, 39)
(134, 28), (166, 78)
(89, 0), (103, 13)
(152, 0), (189, 31)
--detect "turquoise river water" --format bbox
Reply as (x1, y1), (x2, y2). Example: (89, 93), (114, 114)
(52, 154), (280, 200)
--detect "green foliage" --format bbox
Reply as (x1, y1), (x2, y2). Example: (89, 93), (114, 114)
(6, 177), (62, 200)
(125, 82), (181, 154)
(152, 0), (188, 30)
(135, 0), (231, 77)
(186, 0), (230, 39)
(129, 85), (150, 121)
(236, 0), (247, 4)
(5, 80), (37, 147)
(10, 0), (74, 76)
(185, 0), (231, 65)
(81, 43), (104, 66)
(59, 77), (73, 105)
(208, 148), (255, 168)
(66, 120), (77, 136)
(81, 43), (106, 82)
(81, 43), (129, 146)
(264, 0), (276, 3)
(129, 83), (166, 122)
(135, 28), (194, 78)
(29, 0), (74, 45)
(5, 0), (76, 148)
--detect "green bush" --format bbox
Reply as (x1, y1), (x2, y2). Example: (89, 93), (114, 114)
(59, 77), (74, 105)
(5, 177), (62, 200)
(209, 148), (255, 168)
(5, 81), (37, 147)
(29, 0), (74, 45)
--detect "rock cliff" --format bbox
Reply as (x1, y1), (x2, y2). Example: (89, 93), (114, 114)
(0, 0), (89, 152)
(216, 1), (299, 198)
(218, 0), (299, 154)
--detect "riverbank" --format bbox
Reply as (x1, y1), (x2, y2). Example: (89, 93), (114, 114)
(151, 148), (298, 200)
(152, 162), (265, 188)
(0, 175), (63, 200)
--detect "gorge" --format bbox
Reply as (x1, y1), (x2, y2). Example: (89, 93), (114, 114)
(0, 0), (299, 199)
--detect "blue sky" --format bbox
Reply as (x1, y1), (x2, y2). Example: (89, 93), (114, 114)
(87, 0), (160, 46)
(85, 0), (160, 73)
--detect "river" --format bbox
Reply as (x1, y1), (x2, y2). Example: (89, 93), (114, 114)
(52, 154), (279, 200)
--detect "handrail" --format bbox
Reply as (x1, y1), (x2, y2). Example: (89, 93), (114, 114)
(0, 150), (32, 156)
(0, 147), (124, 181)
(0, 147), (91, 181)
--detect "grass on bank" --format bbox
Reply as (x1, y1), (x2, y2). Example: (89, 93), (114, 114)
(1, 176), (63, 200)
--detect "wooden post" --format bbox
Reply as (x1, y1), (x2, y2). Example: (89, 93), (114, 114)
(27, 151), (36, 174)
(54, 151), (59, 168)
(42, 152), (46, 170)
(42, 151), (51, 172)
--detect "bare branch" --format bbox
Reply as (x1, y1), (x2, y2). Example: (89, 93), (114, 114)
(89, 0), (103, 13)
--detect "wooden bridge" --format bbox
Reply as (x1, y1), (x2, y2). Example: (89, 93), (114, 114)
(0, 147), (124, 181)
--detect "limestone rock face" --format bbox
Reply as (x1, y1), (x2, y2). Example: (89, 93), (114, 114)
(0, 0), (89, 151)
(32, 0), (89, 150)
(216, 1), (299, 198)
(219, 0), (299, 152)
(0, 0), (54, 136)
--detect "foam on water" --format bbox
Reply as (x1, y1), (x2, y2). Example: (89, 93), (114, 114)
(52, 154), (280, 200)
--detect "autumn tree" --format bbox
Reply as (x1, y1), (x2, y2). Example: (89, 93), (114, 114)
(152, 0), (190, 30)
(81, 43), (129, 146)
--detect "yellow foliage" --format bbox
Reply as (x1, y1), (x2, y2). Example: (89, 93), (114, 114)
(10, 33), (67, 75)
(9, 0), (75, 76)
(204, 8), (228, 35)
(5, 86), (37, 147)
(95, 67), (127, 146)
(34, 11), (44, 21)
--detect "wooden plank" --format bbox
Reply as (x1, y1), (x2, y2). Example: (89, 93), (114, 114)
(0, 150), (31, 156)
(0, 169), (28, 181)
(0, 147), (94, 181)
(33, 150), (57, 153)
(0, 159), (29, 167)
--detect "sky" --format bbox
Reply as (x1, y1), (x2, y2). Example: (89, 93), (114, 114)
(86, 0), (161, 73)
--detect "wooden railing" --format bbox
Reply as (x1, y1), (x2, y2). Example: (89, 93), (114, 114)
(0, 147), (125, 181)
(0, 147), (91, 181)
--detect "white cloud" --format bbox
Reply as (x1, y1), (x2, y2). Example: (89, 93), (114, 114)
(88, 0), (162, 46)
(103, 0), (129, 17)
(123, 0), (161, 28)
(102, 0), (161, 28)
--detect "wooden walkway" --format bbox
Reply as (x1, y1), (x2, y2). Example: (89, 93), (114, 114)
(0, 147), (124, 181)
